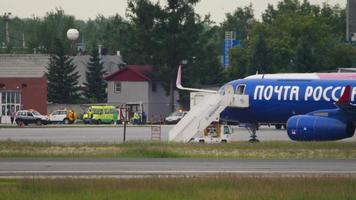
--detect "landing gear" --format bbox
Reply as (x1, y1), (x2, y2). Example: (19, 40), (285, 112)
(247, 124), (259, 142)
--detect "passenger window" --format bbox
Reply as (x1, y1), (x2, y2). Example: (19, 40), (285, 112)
(236, 84), (245, 95)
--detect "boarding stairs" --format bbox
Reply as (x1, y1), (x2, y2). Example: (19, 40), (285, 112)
(169, 93), (249, 142)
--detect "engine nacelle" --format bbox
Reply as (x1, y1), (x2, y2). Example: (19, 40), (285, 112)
(287, 115), (355, 141)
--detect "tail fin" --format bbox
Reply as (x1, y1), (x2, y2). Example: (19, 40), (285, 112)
(176, 65), (216, 94)
(336, 85), (351, 105)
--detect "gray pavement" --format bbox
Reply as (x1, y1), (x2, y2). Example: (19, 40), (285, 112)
(0, 158), (355, 177)
(0, 126), (170, 143)
(0, 125), (355, 143)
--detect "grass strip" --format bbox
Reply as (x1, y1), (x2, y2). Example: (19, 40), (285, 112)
(0, 140), (356, 159)
(0, 177), (355, 200)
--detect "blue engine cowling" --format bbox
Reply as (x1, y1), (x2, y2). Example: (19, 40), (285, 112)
(287, 115), (355, 141)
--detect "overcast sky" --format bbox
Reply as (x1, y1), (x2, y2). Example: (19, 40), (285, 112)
(0, 0), (346, 23)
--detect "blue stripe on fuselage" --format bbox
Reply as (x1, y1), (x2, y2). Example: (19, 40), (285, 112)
(220, 79), (356, 124)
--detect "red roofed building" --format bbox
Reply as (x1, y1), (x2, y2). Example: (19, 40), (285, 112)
(105, 65), (179, 121)
(0, 77), (47, 115)
(0, 54), (49, 123)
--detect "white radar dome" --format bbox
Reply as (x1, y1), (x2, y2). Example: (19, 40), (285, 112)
(67, 29), (79, 41)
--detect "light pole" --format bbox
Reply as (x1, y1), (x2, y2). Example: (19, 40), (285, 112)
(3, 12), (11, 47)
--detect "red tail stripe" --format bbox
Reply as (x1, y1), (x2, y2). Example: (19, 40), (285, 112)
(337, 85), (351, 104)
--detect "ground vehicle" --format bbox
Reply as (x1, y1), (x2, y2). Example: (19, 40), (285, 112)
(82, 105), (118, 124)
(192, 122), (231, 143)
(15, 110), (49, 126)
(165, 111), (188, 124)
(49, 109), (77, 124)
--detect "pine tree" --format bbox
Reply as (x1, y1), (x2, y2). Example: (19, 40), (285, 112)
(83, 47), (107, 103)
(46, 38), (80, 103)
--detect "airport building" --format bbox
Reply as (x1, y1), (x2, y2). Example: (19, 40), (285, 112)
(0, 77), (47, 121)
(105, 65), (179, 121)
(0, 54), (176, 122)
(0, 54), (48, 123)
(0, 54), (122, 123)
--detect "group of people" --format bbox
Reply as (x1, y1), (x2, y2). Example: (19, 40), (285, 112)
(0, 106), (16, 124)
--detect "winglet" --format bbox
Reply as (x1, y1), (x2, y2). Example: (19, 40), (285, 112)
(175, 65), (216, 94)
(176, 65), (183, 89)
(337, 85), (351, 105)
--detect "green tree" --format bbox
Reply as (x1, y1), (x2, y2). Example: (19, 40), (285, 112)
(220, 6), (257, 79)
(22, 17), (43, 53)
(46, 38), (80, 103)
(228, 0), (350, 77)
(39, 9), (76, 54)
(125, 0), (162, 64)
(83, 47), (107, 103)
(330, 44), (356, 68)
(226, 46), (251, 80)
(102, 15), (130, 55)
(251, 31), (269, 74)
(220, 5), (255, 41)
(126, 0), (219, 110)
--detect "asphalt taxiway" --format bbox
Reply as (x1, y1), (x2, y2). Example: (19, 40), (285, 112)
(0, 158), (355, 178)
(1, 125), (355, 143)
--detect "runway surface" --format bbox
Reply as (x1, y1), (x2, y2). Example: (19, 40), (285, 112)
(1, 125), (355, 143)
(0, 158), (355, 177)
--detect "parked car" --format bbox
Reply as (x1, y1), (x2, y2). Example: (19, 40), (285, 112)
(165, 110), (188, 124)
(15, 109), (50, 126)
(49, 109), (77, 124)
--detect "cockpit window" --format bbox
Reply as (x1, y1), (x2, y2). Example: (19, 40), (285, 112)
(236, 84), (246, 95)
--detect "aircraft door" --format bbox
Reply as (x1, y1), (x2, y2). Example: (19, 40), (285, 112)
(235, 84), (246, 95)
(225, 84), (234, 95)
(231, 84), (249, 108)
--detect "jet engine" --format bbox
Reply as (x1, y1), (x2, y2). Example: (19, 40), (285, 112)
(287, 115), (355, 141)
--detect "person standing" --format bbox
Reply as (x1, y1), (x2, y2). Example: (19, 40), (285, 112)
(141, 111), (147, 124)
(10, 107), (15, 124)
(132, 112), (140, 125)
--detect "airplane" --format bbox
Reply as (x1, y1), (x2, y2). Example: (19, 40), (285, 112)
(176, 65), (356, 142)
